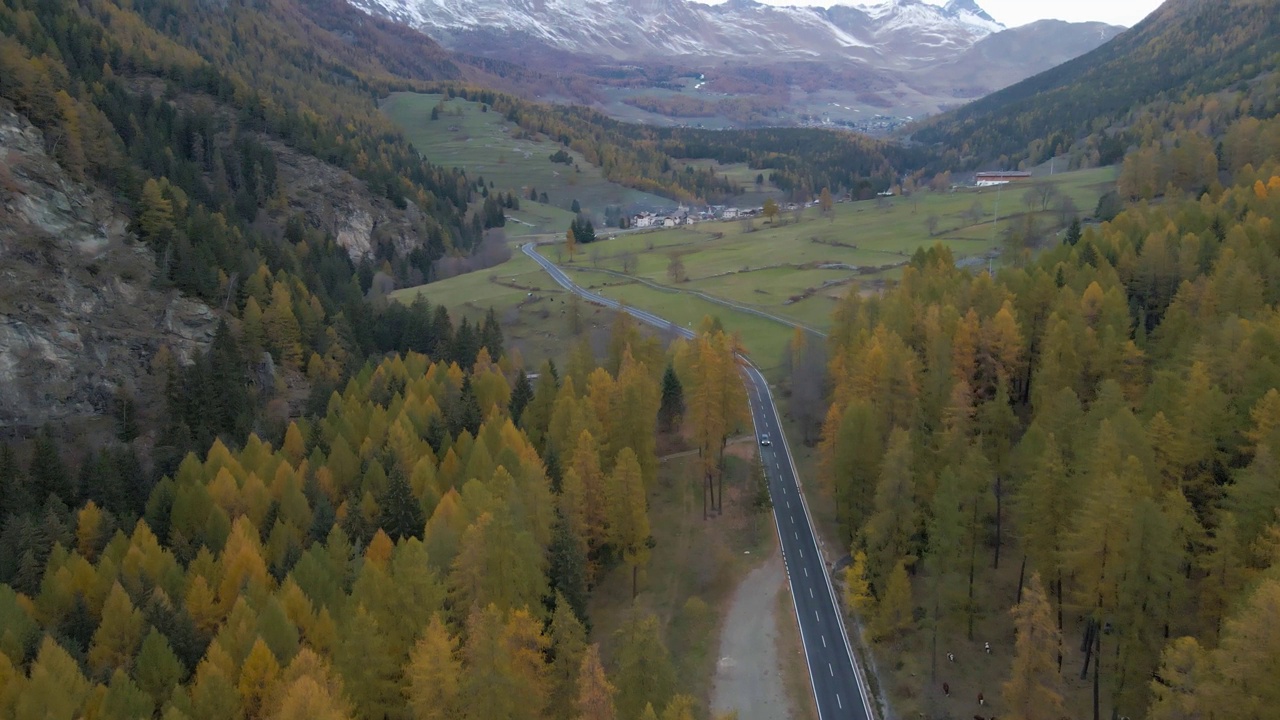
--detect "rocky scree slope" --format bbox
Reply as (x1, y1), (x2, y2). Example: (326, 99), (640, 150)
(0, 100), (217, 430)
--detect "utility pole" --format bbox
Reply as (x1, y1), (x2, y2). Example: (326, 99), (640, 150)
(991, 182), (1002, 244)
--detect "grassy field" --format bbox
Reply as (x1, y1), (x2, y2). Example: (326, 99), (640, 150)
(389, 251), (603, 368)
(382, 92), (676, 233)
(549, 166), (1117, 374)
(590, 443), (777, 714)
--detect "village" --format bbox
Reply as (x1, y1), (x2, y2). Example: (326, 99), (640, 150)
(625, 170), (1034, 229)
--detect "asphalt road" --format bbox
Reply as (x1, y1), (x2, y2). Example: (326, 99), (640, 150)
(522, 242), (875, 720)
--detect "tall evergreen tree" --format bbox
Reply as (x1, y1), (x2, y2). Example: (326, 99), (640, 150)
(28, 429), (71, 504)
(548, 596), (588, 720)
(510, 370), (534, 424)
(658, 364), (684, 433)
(378, 470), (425, 541)
(453, 318), (479, 368)
(480, 307), (504, 359)
(0, 444), (28, 517)
(548, 511), (589, 624)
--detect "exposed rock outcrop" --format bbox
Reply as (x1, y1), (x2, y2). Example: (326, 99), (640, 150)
(0, 101), (218, 430)
(264, 136), (434, 262)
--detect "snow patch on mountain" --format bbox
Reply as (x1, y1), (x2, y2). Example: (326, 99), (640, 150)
(350, 0), (1005, 63)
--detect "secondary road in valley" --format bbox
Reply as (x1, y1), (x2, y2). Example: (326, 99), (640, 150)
(522, 242), (875, 720)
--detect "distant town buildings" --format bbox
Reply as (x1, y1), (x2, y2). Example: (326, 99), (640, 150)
(974, 171), (1032, 187)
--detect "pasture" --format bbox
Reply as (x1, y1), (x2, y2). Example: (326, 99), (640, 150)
(552, 166), (1117, 367)
(382, 92), (677, 234)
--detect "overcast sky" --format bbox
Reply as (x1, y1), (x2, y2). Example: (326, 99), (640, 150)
(695, 0), (1164, 28)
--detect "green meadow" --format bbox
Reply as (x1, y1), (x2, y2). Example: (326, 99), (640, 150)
(394, 165), (1116, 374)
(382, 92), (677, 234)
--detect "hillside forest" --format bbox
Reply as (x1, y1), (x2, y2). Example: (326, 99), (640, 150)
(2, 0), (1280, 719)
(0, 306), (758, 719)
(824, 102), (1280, 719)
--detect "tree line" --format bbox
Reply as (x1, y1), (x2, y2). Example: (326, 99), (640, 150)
(0, 296), (769, 720)
(821, 108), (1280, 719)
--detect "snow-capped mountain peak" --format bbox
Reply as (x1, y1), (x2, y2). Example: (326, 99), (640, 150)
(349, 0), (1007, 64)
(943, 0), (1004, 33)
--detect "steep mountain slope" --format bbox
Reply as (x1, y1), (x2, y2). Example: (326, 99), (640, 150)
(0, 0), (477, 431)
(0, 100), (216, 431)
(351, 0), (1121, 121)
(910, 0), (1280, 167)
(354, 0), (1007, 64)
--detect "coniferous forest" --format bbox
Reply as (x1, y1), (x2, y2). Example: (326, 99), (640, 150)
(1, 0), (1280, 718)
(0, 310), (757, 719)
(828, 105), (1280, 720)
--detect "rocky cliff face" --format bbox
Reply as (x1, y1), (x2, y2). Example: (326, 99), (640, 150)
(0, 101), (218, 430)
(265, 135), (433, 262)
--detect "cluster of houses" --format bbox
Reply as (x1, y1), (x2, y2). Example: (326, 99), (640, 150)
(973, 170), (1032, 187)
(630, 200), (829, 229)
(630, 204), (738, 228)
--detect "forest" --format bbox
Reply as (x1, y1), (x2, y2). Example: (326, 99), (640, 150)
(910, 0), (1280, 172)
(822, 104), (1280, 719)
(2, 0), (1280, 717)
(0, 303), (761, 719)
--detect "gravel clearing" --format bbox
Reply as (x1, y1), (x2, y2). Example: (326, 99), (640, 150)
(711, 548), (795, 720)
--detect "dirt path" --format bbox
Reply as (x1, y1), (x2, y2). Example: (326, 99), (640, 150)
(711, 548), (795, 720)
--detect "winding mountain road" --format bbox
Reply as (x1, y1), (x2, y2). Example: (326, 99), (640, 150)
(522, 242), (875, 720)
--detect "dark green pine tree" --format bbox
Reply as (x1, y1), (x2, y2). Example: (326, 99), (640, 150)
(452, 317), (479, 368)
(114, 387), (140, 443)
(425, 413), (449, 456)
(143, 477), (176, 545)
(110, 447), (149, 519)
(480, 307), (504, 358)
(206, 320), (251, 442)
(379, 470), (425, 541)
(544, 445), (563, 494)
(431, 305), (454, 358)
(450, 376), (483, 438)
(571, 199), (581, 214)
(548, 510), (589, 625)
(510, 371), (534, 424)
(405, 294), (435, 356)
(143, 591), (207, 674)
(156, 355), (193, 477)
(658, 363), (685, 433)
(570, 216), (597, 245)
(1065, 218), (1082, 246)
(0, 442), (31, 517)
(0, 514), (31, 586)
(308, 492), (337, 545)
(28, 429), (72, 505)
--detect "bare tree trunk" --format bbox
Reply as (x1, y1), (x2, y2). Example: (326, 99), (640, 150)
(1093, 628), (1102, 720)
(993, 473), (1003, 569)
(1016, 554), (1027, 605)
(930, 592), (939, 684)
(967, 503), (979, 641)
(632, 564), (638, 599)
(703, 471), (708, 521)
(1057, 572), (1065, 673)
(717, 461), (724, 513)
(1081, 618), (1096, 679)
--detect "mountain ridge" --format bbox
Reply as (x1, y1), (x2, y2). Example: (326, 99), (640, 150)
(909, 0), (1280, 168)
(351, 0), (1123, 123)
